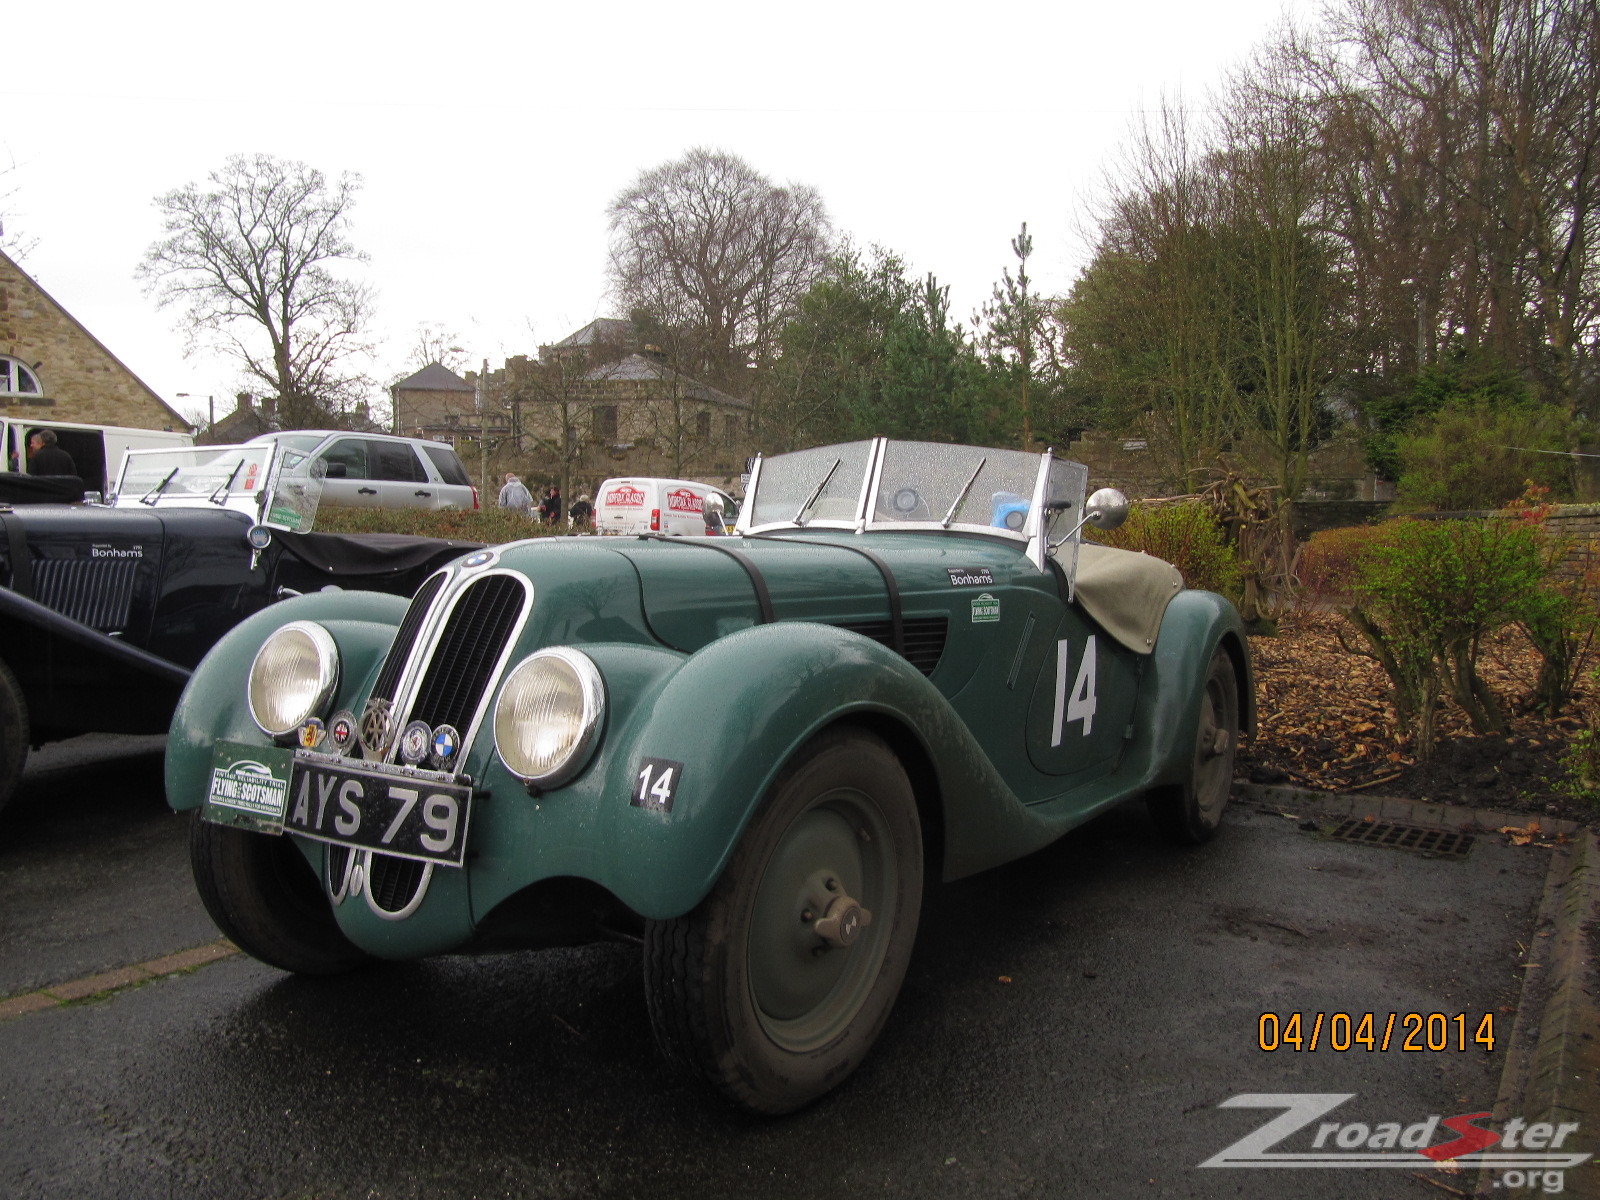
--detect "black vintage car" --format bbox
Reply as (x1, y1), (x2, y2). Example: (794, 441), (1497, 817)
(0, 442), (477, 813)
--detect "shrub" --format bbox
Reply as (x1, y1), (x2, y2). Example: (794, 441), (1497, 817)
(1091, 502), (1243, 602)
(1394, 400), (1573, 511)
(1343, 516), (1548, 754)
(311, 506), (568, 544)
(1294, 524), (1382, 604)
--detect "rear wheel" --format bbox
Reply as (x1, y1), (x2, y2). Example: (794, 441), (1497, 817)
(0, 658), (29, 817)
(189, 814), (372, 975)
(1148, 648), (1239, 844)
(644, 728), (923, 1114)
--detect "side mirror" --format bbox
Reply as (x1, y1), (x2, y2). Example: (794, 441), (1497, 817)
(324, 462), (348, 479)
(1083, 488), (1130, 532)
(703, 492), (725, 519)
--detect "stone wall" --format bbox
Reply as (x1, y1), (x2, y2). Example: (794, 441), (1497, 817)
(0, 251), (191, 432)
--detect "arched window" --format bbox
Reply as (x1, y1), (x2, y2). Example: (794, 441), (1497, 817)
(0, 357), (43, 396)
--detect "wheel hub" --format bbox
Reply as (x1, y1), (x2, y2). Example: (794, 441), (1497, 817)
(813, 894), (872, 947)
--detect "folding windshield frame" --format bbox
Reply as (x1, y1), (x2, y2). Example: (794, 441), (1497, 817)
(737, 437), (1089, 575)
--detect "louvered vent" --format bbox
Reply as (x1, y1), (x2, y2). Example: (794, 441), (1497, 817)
(371, 571), (447, 702)
(33, 559), (140, 630)
(834, 616), (949, 676)
(406, 574), (526, 735)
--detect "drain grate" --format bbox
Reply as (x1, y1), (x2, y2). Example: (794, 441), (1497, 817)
(1328, 820), (1475, 857)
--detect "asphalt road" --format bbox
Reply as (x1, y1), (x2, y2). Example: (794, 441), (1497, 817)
(0, 737), (1559, 1199)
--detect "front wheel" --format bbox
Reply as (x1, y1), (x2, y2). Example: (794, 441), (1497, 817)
(644, 728), (923, 1114)
(189, 815), (373, 975)
(1148, 647), (1240, 844)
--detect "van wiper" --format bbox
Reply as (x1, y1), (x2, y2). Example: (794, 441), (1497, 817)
(794, 457), (842, 525)
(208, 459), (246, 505)
(140, 467), (180, 506)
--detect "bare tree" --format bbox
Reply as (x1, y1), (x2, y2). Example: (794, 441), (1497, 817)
(607, 148), (832, 412)
(0, 148), (38, 261)
(402, 322), (470, 376)
(139, 153), (375, 427)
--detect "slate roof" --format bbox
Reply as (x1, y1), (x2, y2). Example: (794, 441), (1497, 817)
(393, 363), (475, 392)
(584, 353), (748, 408)
(549, 318), (634, 351)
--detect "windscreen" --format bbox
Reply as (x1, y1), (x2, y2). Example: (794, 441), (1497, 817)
(262, 449), (326, 531)
(871, 441), (1041, 535)
(747, 440), (874, 527)
(114, 446), (276, 511)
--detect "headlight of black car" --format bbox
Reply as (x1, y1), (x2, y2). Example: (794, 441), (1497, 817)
(247, 621), (341, 738)
(493, 648), (605, 787)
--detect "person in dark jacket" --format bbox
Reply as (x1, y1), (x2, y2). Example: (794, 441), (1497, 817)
(27, 429), (76, 476)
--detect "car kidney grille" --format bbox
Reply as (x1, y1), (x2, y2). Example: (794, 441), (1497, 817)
(834, 616), (949, 676)
(406, 574), (525, 735)
(33, 558), (139, 631)
(371, 571), (446, 702)
(368, 853), (426, 913)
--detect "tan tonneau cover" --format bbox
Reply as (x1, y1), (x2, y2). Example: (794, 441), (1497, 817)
(1065, 542), (1184, 654)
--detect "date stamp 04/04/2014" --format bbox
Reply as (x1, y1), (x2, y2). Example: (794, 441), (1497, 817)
(1258, 1012), (1496, 1053)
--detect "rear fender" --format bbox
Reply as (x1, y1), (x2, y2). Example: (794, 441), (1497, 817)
(1116, 589), (1254, 796)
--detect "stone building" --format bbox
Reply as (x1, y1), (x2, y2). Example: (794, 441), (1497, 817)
(0, 249), (191, 433)
(460, 322), (754, 494)
(389, 362), (485, 444)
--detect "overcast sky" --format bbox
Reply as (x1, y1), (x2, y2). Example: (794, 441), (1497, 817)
(6, 0), (1302, 430)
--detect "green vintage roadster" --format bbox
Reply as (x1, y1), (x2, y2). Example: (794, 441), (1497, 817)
(167, 438), (1253, 1113)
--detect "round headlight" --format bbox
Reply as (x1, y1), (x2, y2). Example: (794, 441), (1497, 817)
(494, 648), (605, 786)
(248, 621), (341, 738)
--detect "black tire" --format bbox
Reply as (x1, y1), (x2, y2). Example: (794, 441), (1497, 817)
(644, 728), (923, 1114)
(188, 813), (373, 975)
(0, 657), (29, 817)
(1148, 648), (1240, 845)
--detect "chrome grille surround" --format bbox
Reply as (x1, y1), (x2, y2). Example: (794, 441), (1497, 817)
(324, 553), (532, 914)
(368, 555), (535, 770)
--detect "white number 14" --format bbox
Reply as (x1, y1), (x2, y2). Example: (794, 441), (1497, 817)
(1051, 635), (1098, 744)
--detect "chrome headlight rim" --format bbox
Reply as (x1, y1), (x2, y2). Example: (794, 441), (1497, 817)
(247, 620), (341, 738)
(493, 647), (605, 788)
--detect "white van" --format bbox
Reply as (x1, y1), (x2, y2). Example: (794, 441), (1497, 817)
(2, 417), (192, 497)
(594, 477), (736, 537)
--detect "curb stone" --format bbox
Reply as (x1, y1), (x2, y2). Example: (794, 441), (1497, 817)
(1238, 784), (1599, 1197)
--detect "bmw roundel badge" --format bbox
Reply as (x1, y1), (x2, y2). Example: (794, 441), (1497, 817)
(430, 724), (461, 768)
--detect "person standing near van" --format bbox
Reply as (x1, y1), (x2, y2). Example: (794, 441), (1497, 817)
(569, 493), (593, 528)
(497, 472), (533, 514)
(546, 485), (563, 525)
(27, 429), (76, 476)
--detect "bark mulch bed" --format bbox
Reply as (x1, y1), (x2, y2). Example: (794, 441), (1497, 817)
(1237, 612), (1595, 827)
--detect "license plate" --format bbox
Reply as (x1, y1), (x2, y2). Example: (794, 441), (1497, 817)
(284, 756), (473, 867)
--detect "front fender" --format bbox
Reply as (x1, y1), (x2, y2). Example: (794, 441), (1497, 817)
(468, 621), (967, 922)
(165, 590), (410, 811)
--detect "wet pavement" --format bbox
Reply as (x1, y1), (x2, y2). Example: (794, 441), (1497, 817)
(0, 739), (1570, 1199)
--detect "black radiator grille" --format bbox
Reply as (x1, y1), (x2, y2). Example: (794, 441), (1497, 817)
(33, 558), (139, 630)
(371, 571), (446, 702)
(407, 574), (526, 735)
(834, 616), (949, 676)
(368, 854), (426, 912)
